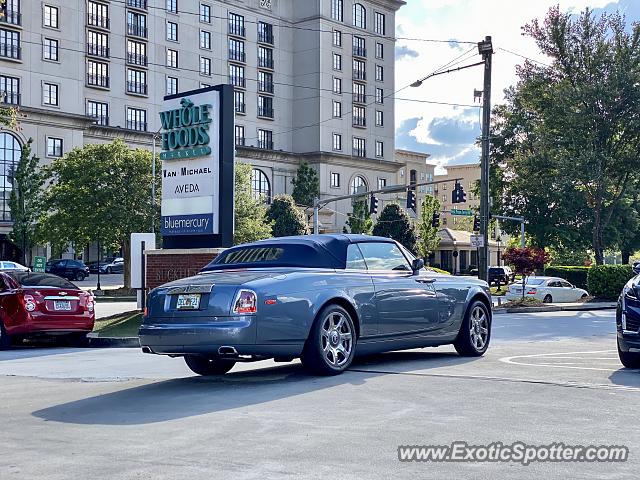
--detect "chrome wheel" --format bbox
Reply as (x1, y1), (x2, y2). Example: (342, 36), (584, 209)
(320, 311), (353, 368)
(469, 305), (489, 351)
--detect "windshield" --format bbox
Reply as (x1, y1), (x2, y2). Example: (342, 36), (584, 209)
(525, 278), (546, 285)
(7, 272), (78, 289)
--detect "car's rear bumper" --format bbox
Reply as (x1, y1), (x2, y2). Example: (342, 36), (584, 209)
(9, 314), (95, 336)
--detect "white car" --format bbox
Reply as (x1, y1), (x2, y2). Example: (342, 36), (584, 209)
(505, 276), (589, 303)
(0, 261), (30, 272)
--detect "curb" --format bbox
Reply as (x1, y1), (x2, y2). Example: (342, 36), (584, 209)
(94, 296), (137, 303)
(87, 334), (140, 348)
(493, 304), (616, 314)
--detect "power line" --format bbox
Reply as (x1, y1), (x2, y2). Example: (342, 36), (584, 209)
(497, 47), (552, 68)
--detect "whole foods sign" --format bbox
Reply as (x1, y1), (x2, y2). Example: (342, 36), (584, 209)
(160, 85), (235, 248)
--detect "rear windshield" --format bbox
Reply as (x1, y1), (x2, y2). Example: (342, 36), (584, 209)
(489, 268), (504, 273)
(526, 279), (546, 285)
(218, 247), (284, 264)
(7, 272), (78, 289)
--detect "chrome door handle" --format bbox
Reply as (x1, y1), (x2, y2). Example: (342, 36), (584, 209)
(415, 278), (436, 284)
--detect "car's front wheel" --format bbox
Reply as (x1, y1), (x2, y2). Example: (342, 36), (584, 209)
(75, 271), (86, 281)
(301, 304), (356, 375)
(106, 267), (112, 274)
(184, 355), (235, 376)
(618, 337), (640, 368)
(454, 300), (491, 357)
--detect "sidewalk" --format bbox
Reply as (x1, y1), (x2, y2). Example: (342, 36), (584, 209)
(492, 300), (617, 314)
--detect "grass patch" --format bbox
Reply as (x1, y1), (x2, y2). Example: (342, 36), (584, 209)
(490, 287), (507, 296)
(498, 298), (544, 308)
(93, 311), (142, 337)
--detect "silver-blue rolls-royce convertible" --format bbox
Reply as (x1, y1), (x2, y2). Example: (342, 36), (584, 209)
(139, 234), (492, 376)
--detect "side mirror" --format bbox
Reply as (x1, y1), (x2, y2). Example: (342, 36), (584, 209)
(411, 258), (425, 275)
(633, 263), (640, 275)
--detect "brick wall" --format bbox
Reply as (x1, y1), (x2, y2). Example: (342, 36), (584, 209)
(145, 248), (225, 290)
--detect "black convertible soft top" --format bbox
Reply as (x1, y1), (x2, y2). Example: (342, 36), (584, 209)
(201, 234), (395, 271)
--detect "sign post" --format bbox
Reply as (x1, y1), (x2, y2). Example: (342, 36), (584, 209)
(33, 256), (46, 273)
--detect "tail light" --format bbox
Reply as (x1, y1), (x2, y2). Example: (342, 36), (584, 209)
(22, 294), (36, 312)
(233, 290), (257, 314)
(87, 297), (95, 312)
(143, 306), (148, 317)
(526, 288), (537, 295)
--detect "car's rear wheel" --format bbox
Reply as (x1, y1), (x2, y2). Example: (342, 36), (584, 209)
(75, 271), (86, 281)
(454, 300), (491, 357)
(543, 294), (553, 303)
(618, 337), (640, 368)
(0, 321), (11, 350)
(184, 355), (235, 376)
(106, 267), (112, 274)
(66, 332), (90, 348)
(301, 304), (356, 375)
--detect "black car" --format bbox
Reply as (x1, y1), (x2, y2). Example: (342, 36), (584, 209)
(488, 266), (514, 286)
(45, 259), (90, 281)
(617, 263), (640, 368)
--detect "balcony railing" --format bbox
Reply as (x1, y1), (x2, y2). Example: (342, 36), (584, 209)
(228, 49), (245, 62)
(353, 70), (366, 81)
(127, 0), (147, 10)
(353, 46), (367, 57)
(353, 116), (366, 127)
(126, 120), (147, 131)
(89, 115), (109, 126)
(258, 31), (273, 44)
(87, 43), (109, 58)
(228, 23), (245, 37)
(229, 76), (246, 88)
(0, 10), (22, 26)
(0, 91), (20, 105)
(258, 57), (274, 69)
(258, 106), (273, 118)
(235, 137), (245, 146)
(127, 81), (148, 95)
(235, 102), (245, 113)
(87, 14), (109, 29)
(258, 81), (274, 94)
(87, 74), (109, 88)
(0, 44), (20, 60)
(127, 52), (147, 66)
(353, 93), (367, 103)
(258, 140), (274, 150)
(127, 23), (147, 38)
(353, 148), (366, 158)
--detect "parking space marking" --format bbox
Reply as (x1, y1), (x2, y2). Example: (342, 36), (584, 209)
(500, 350), (619, 372)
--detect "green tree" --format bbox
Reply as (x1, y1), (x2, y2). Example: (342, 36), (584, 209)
(345, 200), (373, 234)
(234, 163), (272, 244)
(8, 139), (44, 266)
(490, 7), (640, 263)
(267, 194), (309, 237)
(291, 161), (320, 208)
(416, 195), (441, 259)
(372, 203), (417, 252)
(39, 140), (160, 287)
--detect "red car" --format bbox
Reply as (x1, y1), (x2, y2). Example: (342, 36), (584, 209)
(0, 271), (95, 349)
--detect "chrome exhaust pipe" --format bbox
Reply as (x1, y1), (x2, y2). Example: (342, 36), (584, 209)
(218, 346), (238, 355)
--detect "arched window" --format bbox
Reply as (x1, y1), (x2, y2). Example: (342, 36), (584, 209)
(0, 133), (21, 221)
(350, 175), (368, 195)
(251, 168), (271, 203)
(353, 3), (366, 29)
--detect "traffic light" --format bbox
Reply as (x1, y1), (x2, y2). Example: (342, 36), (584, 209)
(406, 189), (416, 211)
(431, 211), (440, 228)
(473, 215), (480, 232)
(369, 194), (379, 215)
(452, 181), (467, 204)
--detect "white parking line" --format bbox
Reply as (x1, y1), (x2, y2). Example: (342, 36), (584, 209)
(500, 350), (619, 372)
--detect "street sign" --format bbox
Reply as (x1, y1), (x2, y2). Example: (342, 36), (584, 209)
(470, 234), (485, 248)
(33, 256), (46, 273)
(451, 208), (474, 216)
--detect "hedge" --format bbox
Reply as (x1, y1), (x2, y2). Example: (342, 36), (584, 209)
(587, 265), (635, 300)
(545, 266), (590, 290)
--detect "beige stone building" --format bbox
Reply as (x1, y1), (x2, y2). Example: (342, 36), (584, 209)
(434, 162), (480, 229)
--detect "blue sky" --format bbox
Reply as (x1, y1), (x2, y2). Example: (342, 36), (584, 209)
(394, 0), (638, 173)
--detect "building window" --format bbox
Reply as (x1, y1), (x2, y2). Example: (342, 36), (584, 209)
(234, 90), (245, 113)
(378, 177), (387, 189)
(257, 129), (273, 150)
(126, 39), (147, 66)
(0, 132), (20, 220)
(350, 174), (367, 195)
(332, 133), (342, 151)
(229, 64), (245, 87)
(258, 46), (273, 68)
(229, 38), (245, 62)
(43, 38), (58, 61)
(200, 56), (211, 75)
(166, 0), (177, 14)
(127, 11), (147, 38)
(87, 100), (109, 126)
(258, 21), (273, 44)
(353, 59), (366, 80)
(331, 0), (343, 22)
(0, 28), (20, 59)
(126, 68), (147, 95)
(46, 137), (63, 157)
(87, 60), (109, 87)
(166, 21), (178, 41)
(44, 5), (59, 28)
(353, 105), (365, 127)
(258, 96), (273, 118)
(353, 82), (366, 103)
(258, 71), (274, 93)
(331, 172), (340, 188)
(87, 30), (109, 58)
(352, 137), (366, 158)
(333, 53), (342, 71)
(375, 110), (383, 127)
(332, 100), (342, 118)
(375, 65), (384, 82)
(166, 76), (178, 95)
(376, 87), (384, 104)
(200, 3), (211, 23)
(353, 3), (366, 29)
(374, 12), (385, 35)
(2, 0), (21, 26)
(333, 77), (342, 94)
(376, 42), (383, 59)
(126, 107), (147, 131)
(353, 36), (366, 57)
(166, 48), (178, 68)
(333, 30), (342, 47)
(251, 169), (271, 202)
(0, 75), (20, 105)
(88, 1), (109, 29)
(43, 83), (58, 106)
(235, 125), (245, 146)
(375, 141), (384, 158)
(228, 12), (245, 37)
(200, 30), (211, 49)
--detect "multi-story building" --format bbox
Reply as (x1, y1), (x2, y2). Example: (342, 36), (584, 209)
(0, 0), (405, 257)
(394, 149), (435, 215)
(434, 163), (480, 228)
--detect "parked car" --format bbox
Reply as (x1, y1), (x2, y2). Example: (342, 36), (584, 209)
(488, 266), (514, 286)
(505, 276), (589, 303)
(140, 234), (493, 376)
(0, 271), (95, 349)
(616, 263), (640, 368)
(0, 261), (30, 272)
(89, 257), (124, 274)
(45, 259), (90, 281)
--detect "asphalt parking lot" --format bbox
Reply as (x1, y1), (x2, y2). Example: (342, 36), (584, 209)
(1, 310), (639, 479)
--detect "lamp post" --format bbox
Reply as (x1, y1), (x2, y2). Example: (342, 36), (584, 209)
(452, 240), (458, 276)
(96, 239), (101, 291)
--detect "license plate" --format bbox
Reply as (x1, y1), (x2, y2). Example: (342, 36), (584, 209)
(54, 300), (72, 311)
(177, 294), (201, 310)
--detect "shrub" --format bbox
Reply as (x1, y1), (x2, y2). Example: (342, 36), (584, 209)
(545, 266), (590, 290)
(587, 265), (634, 299)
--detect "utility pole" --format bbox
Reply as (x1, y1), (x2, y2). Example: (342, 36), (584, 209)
(478, 36), (493, 283)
